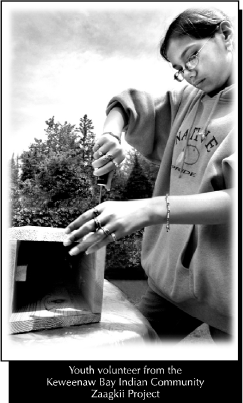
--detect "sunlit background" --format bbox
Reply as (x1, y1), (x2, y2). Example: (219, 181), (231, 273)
(3, 2), (238, 159)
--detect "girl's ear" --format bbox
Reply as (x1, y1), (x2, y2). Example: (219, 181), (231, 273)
(219, 21), (234, 50)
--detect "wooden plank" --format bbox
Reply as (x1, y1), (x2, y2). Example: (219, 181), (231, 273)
(10, 282), (101, 334)
(10, 312), (101, 334)
(9, 280), (158, 351)
(9, 240), (20, 313)
(73, 247), (106, 313)
(9, 226), (67, 242)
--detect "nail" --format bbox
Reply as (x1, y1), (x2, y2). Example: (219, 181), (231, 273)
(64, 228), (71, 234)
(85, 248), (94, 255)
(63, 239), (72, 246)
(69, 247), (79, 256)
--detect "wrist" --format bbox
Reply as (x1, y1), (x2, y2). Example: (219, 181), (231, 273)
(102, 131), (121, 144)
(137, 198), (164, 227)
(145, 197), (168, 227)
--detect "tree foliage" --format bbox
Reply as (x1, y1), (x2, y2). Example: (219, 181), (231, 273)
(10, 116), (159, 274)
(19, 115), (97, 208)
(10, 154), (21, 213)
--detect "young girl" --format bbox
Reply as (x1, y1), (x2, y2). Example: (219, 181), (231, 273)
(64, 8), (236, 342)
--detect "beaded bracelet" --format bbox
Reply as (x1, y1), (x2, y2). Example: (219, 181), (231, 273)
(165, 194), (170, 232)
(103, 131), (121, 144)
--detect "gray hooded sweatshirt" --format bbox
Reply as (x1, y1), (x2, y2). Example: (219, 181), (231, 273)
(106, 83), (235, 334)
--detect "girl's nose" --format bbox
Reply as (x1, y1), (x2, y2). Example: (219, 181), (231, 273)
(185, 68), (197, 83)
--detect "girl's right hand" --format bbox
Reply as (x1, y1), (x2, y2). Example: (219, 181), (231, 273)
(92, 133), (126, 185)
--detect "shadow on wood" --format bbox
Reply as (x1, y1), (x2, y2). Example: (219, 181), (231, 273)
(9, 226), (106, 334)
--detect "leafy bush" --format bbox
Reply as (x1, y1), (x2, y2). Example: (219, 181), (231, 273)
(105, 229), (147, 278)
(11, 206), (86, 228)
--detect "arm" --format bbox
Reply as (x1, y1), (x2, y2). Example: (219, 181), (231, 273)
(149, 189), (233, 226)
(102, 106), (127, 136)
(92, 87), (182, 185)
(64, 189), (233, 256)
(92, 106), (127, 189)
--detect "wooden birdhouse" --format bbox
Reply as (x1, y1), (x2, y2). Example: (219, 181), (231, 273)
(8, 226), (106, 334)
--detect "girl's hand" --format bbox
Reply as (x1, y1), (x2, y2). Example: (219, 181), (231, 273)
(63, 200), (151, 256)
(92, 133), (126, 189)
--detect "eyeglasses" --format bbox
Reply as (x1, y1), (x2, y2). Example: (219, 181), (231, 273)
(174, 36), (213, 82)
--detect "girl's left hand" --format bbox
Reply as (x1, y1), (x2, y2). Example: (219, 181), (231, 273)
(63, 200), (151, 256)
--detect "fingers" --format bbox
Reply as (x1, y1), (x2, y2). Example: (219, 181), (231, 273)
(92, 150), (125, 179)
(93, 149), (124, 170)
(93, 161), (120, 178)
(68, 230), (105, 256)
(63, 203), (119, 256)
(64, 208), (96, 235)
(65, 225), (118, 256)
(105, 171), (114, 191)
(92, 136), (125, 177)
(92, 136), (107, 153)
(85, 236), (112, 255)
(93, 133), (120, 155)
(64, 208), (102, 241)
(64, 205), (105, 244)
(93, 136), (118, 160)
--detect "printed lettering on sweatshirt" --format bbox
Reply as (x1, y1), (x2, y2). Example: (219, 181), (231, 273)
(172, 127), (219, 176)
(175, 127), (219, 153)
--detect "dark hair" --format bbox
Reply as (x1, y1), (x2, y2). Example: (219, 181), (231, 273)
(160, 8), (231, 61)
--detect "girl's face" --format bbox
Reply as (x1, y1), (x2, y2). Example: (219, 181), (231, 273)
(166, 30), (233, 95)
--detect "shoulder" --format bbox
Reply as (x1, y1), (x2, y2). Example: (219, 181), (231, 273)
(156, 83), (200, 105)
(153, 84), (201, 116)
(175, 83), (201, 103)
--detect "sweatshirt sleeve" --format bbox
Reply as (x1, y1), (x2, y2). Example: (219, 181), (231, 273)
(222, 142), (236, 189)
(200, 128), (235, 192)
(106, 87), (185, 163)
(216, 128), (235, 190)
